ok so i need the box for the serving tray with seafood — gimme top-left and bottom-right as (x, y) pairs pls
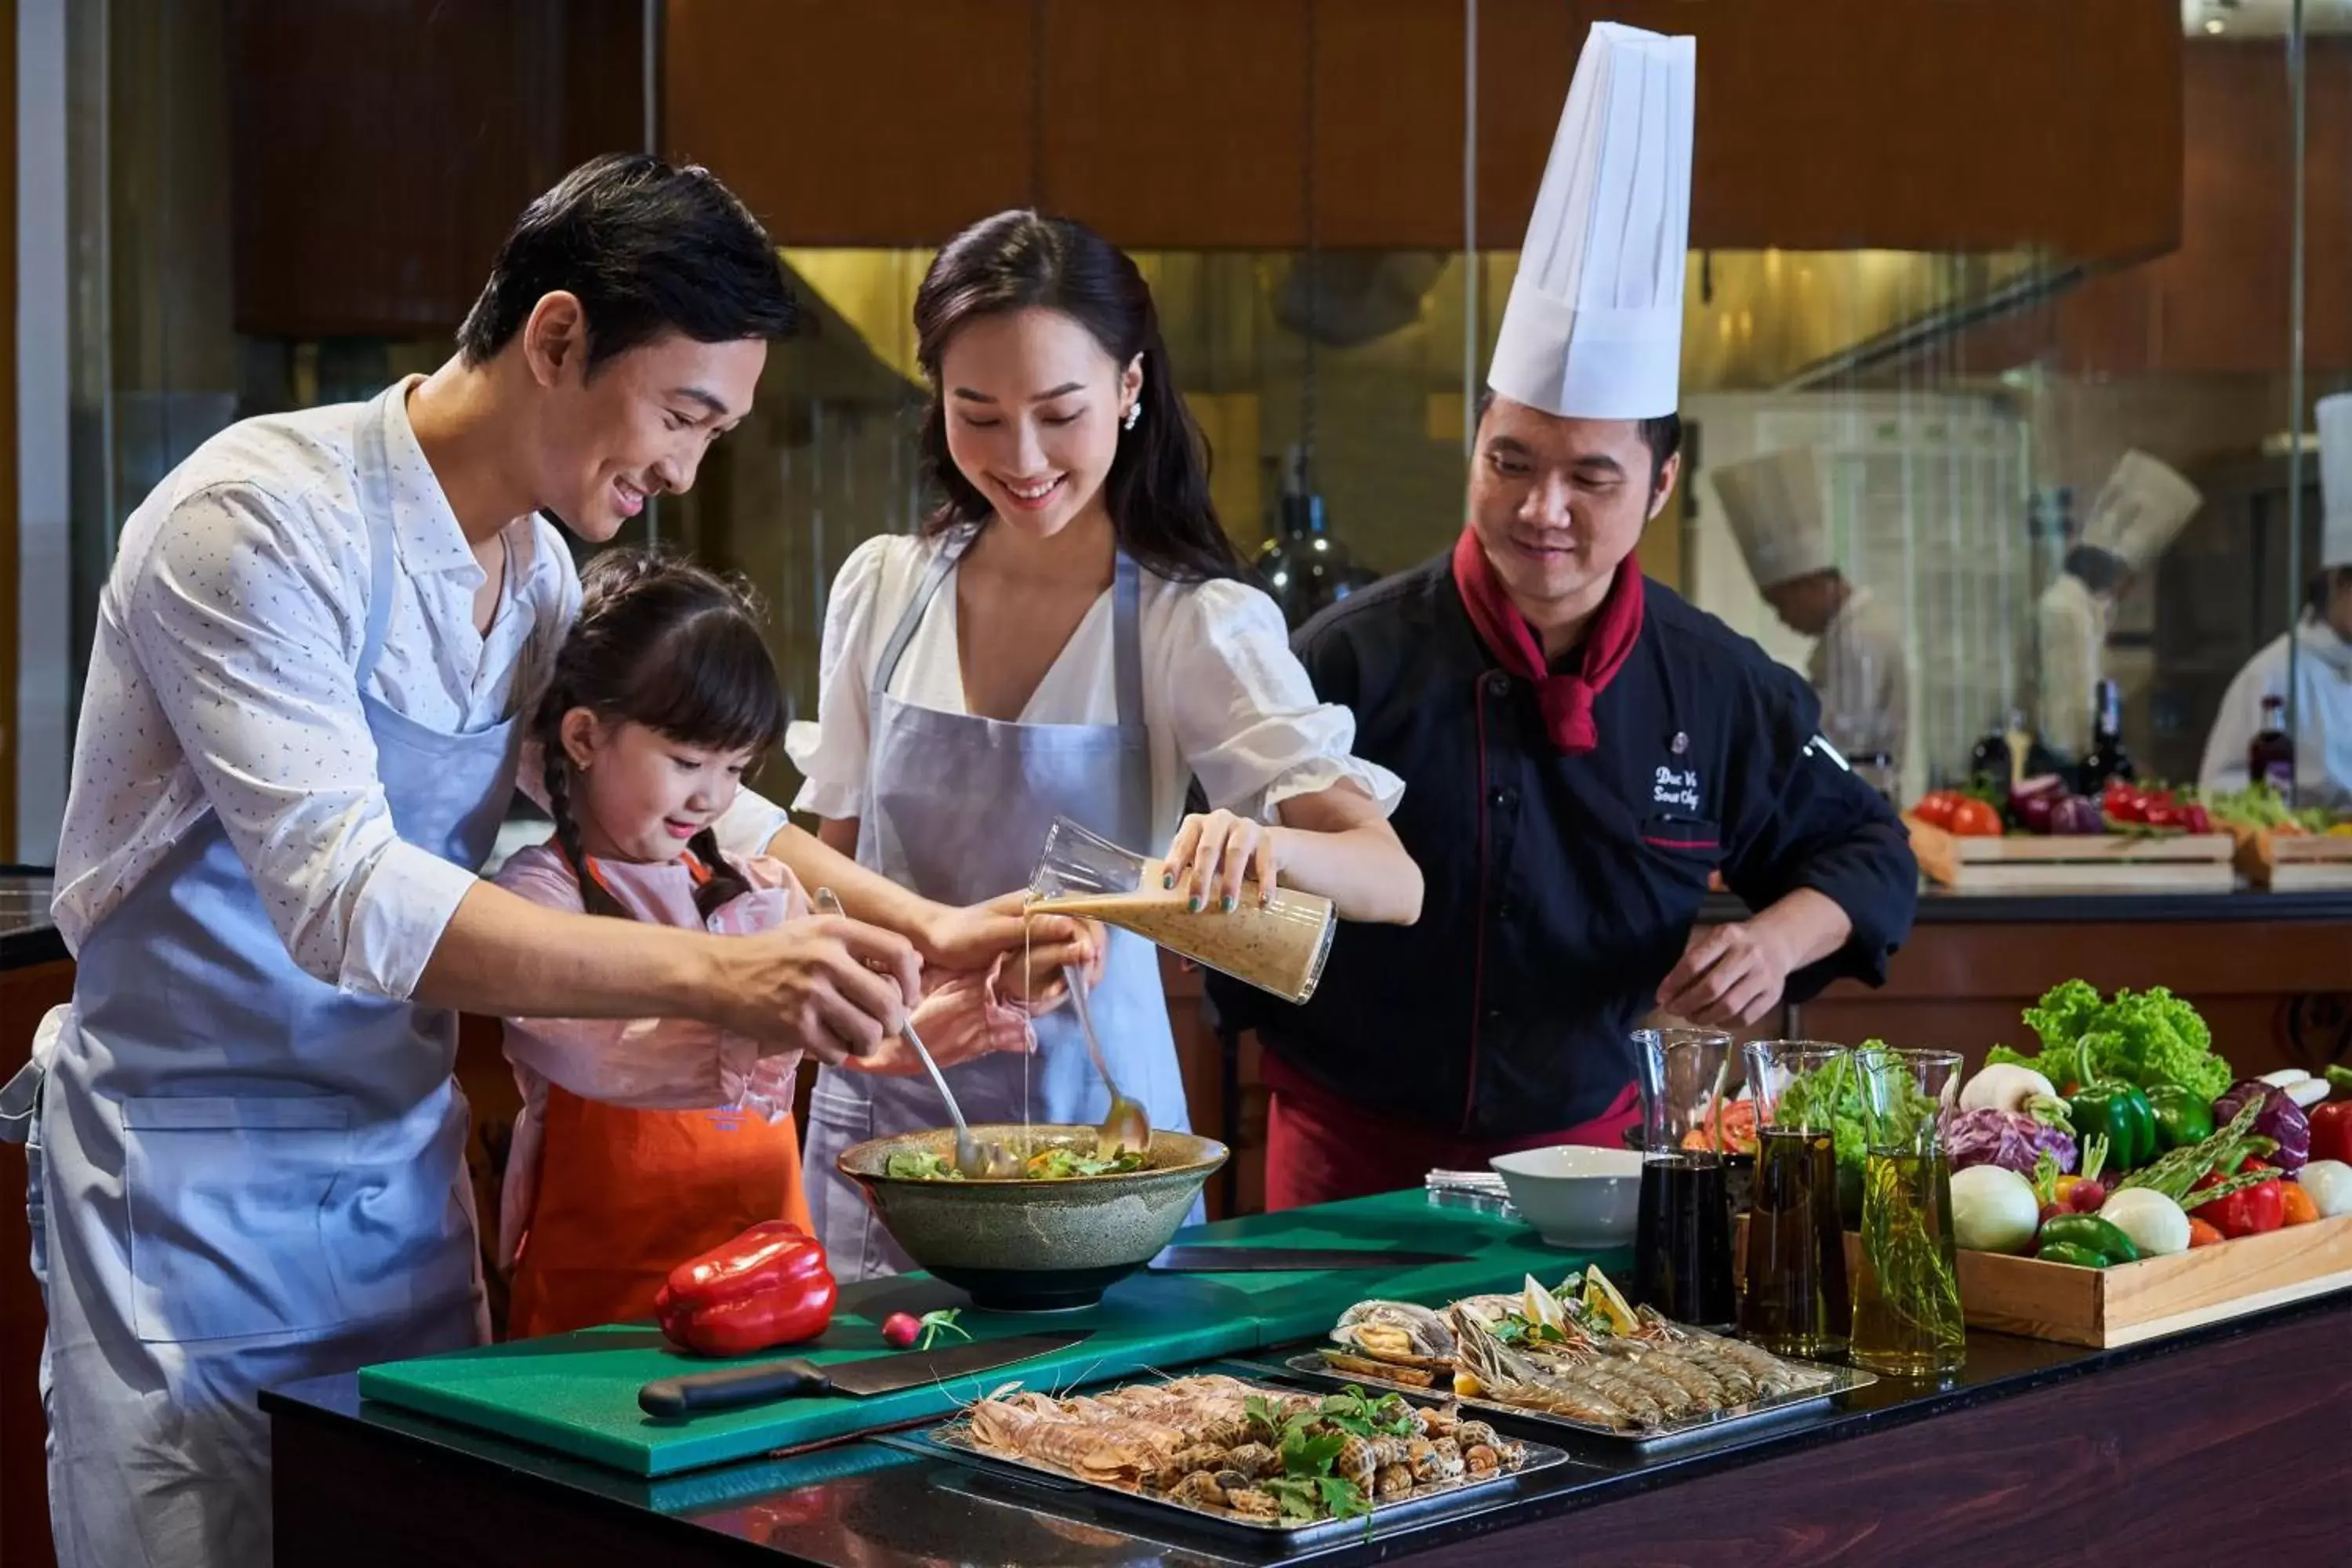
(917, 1371), (1569, 1543)
(1287, 1267), (1876, 1450)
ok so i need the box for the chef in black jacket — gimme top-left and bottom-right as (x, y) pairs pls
(1213, 21), (1918, 1210)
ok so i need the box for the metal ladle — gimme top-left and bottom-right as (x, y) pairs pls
(1063, 964), (1151, 1156)
(815, 888), (1005, 1179)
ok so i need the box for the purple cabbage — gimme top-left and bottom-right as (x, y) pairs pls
(2214, 1079), (2310, 1172)
(2049, 797), (2106, 836)
(1941, 1108), (2078, 1175)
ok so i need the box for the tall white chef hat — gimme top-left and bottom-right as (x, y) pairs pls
(1713, 447), (1833, 590)
(2317, 393), (2352, 570)
(1486, 22), (1696, 421)
(2078, 450), (2201, 574)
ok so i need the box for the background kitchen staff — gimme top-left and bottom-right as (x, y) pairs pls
(2199, 390), (2352, 811)
(1208, 24), (1918, 1210)
(13, 156), (1047, 1568)
(1712, 445), (1909, 779)
(2033, 450), (2203, 762)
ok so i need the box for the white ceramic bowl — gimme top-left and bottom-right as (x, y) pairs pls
(1489, 1145), (1644, 1249)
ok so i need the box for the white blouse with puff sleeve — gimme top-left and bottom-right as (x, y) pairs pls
(785, 532), (1403, 851)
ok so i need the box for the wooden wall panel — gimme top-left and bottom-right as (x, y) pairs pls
(228, 0), (643, 340)
(1037, 0), (1307, 250)
(666, 0), (2183, 260)
(664, 0), (1036, 245)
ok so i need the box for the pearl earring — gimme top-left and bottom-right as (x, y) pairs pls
(1122, 401), (1142, 431)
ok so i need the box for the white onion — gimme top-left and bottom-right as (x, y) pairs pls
(1950, 1165), (2040, 1254)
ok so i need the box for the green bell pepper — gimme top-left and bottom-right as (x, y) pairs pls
(2067, 1082), (2156, 1171)
(2034, 1241), (2111, 1269)
(2145, 1084), (2215, 1153)
(2036, 1213), (2140, 1266)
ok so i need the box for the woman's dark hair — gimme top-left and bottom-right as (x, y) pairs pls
(1472, 387), (1681, 492)
(533, 548), (787, 920)
(913, 211), (1243, 584)
(457, 153), (797, 369)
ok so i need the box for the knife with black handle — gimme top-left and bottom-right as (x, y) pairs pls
(638, 1330), (1091, 1417)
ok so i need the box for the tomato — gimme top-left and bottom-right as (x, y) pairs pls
(1947, 799), (2003, 837)
(1912, 792), (1960, 829)
(2142, 804), (2187, 832)
(2102, 779), (2144, 822)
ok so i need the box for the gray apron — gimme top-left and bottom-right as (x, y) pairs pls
(801, 528), (1194, 1282)
(16, 384), (521, 1568)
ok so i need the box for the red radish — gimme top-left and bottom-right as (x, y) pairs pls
(880, 1312), (921, 1349)
(2067, 1180), (2108, 1213)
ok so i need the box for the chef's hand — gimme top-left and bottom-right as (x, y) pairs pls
(722, 916), (922, 1065)
(1655, 920), (1793, 1028)
(836, 967), (1033, 1075)
(1164, 810), (1280, 913)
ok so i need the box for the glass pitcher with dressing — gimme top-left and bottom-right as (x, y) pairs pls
(1023, 816), (1337, 1004)
(1631, 1027), (1739, 1330)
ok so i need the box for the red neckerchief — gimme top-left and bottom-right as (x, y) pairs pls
(1450, 528), (1646, 754)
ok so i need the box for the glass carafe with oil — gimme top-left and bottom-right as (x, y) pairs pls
(1850, 1047), (1967, 1377)
(1740, 1041), (1853, 1359)
(1631, 1028), (1738, 1330)
(1022, 815), (1337, 1004)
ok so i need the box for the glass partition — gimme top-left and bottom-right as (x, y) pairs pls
(42, 0), (2343, 851)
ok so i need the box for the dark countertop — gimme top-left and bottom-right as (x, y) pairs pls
(0, 874), (62, 969)
(1701, 884), (2352, 924)
(263, 1290), (2350, 1566)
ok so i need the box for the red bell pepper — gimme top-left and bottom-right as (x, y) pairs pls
(2189, 1170), (2285, 1240)
(2310, 1100), (2352, 1167)
(654, 1221), (837, 1357)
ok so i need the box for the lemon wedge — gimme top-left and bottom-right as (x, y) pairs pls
(1581, 1265), (1639, 1336)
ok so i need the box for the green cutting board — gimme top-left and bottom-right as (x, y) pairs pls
(356, 1192), (1623, 1477)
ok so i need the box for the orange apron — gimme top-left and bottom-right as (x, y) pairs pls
(506, 1084), (811, 1339)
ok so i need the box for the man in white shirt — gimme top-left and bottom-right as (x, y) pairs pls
(20, 154), (1035, 1568)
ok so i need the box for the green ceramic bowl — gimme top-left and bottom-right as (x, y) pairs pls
(836, 1123), (1228, 1312)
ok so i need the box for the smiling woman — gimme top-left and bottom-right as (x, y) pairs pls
(776, 209), (1425, 1283)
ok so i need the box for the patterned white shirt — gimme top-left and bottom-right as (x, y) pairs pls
(52, 378), (788, 1002)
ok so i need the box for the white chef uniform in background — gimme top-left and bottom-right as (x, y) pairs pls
(2199, 393), (2352, 811)
(2034, 449), (2203, 757)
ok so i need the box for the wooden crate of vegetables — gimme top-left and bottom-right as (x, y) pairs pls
(1935, 983), (2352, 1348)
(1905, 779), (2232, 895)
(2201, 782), (2352, 889)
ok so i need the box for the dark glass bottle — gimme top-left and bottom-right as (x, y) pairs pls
(2249, 693), (2295, 794)
(1253, 449), (1378, 630)
(2077, 679), (2135, 794)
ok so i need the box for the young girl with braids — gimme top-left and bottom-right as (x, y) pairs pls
(492, 549), (1032, 1338)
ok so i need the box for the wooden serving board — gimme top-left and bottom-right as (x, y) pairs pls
(1904, 817), (2235, 894)
(2232, 826), (2352, 890)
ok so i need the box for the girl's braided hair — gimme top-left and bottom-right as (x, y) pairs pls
(533, 547), (786, 920)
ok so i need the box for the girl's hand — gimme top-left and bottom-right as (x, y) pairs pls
(837, 969), (1032, 1075)
(1163, 810), (1279, 913)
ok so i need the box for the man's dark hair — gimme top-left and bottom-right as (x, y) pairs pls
(2307, 565), (2352, 618)
(1472, 387), (1681, 491)
(2063, 543), (2129, 595)
(456, 153), (796, 368)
